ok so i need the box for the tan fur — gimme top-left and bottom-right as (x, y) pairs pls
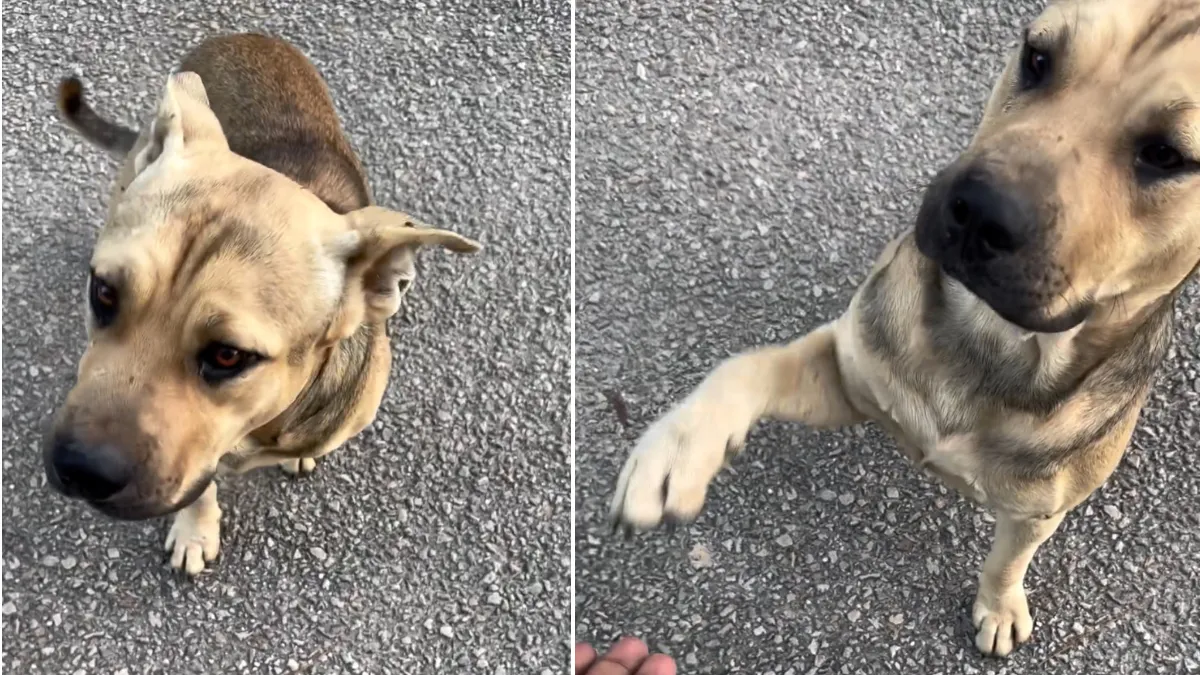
(610, 0), (1200, 658)
(45, 34), (480, 575)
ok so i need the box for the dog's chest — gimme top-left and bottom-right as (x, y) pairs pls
(835, 317), (992, 504)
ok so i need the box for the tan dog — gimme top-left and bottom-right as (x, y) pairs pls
(45, 34), (480, 575)
(609, 0), (1200, 658)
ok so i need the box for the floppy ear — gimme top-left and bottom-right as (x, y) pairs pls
(126, 72), (228, 182)
(322, 205), (482, 344)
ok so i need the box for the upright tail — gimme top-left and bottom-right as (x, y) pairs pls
(57, 77), (139, 158)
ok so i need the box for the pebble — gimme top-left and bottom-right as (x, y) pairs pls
(775, 534), (794, 548)
(487, 592), (502, 606)
(440, 625), (454, 638)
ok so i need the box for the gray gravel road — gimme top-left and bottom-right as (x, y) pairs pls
(575, 1), (1200, 673)
(2, 1), (569, 673)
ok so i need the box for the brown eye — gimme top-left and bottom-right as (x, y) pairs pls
(214, 347), (242, 369)
(88, 273), (119, 327)
(198, 343), (261, 384)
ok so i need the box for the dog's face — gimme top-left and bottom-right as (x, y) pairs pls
(916, 0), (1200, 333)
(43, 73), (479, 520)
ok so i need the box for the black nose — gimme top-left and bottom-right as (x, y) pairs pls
(49, 434), (132, 502)
(943, 175), (1035, 263)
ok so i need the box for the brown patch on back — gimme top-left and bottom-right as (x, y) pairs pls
(179, 34), (372, 213)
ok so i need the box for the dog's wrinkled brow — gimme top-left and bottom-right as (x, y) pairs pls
(1130, 7), (1200, 59)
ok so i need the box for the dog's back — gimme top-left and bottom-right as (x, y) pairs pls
(60, 33), (372, 214)
(180, 34), (372, 214)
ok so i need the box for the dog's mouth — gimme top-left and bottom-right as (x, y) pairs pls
(935, 260), (1094, 334)
(46, 465), (215, 521)
(80, 473), (214, 521)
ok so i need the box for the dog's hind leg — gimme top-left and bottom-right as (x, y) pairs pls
(972, 509), (1066, 657)
(609, 322), (864, 530)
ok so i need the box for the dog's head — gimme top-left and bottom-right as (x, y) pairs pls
(44, 73), (479, 519)
(916, 0), (1200, 333)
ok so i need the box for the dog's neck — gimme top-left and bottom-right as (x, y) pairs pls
(235, 322), (379, 464)
(932, 272), (1175, 416)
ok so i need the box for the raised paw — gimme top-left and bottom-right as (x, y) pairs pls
(165, 503), (221, 576)
(609, 401), (745, 533)
(972, 586), (1033, 657)
(280, 457), (317, 476)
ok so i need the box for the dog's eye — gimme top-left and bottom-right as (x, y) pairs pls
(89, 273), (118, 327)
(198, 343), (261, 383)
(1137, 141), (1188, 174)
(1019, 43), (1052, 89)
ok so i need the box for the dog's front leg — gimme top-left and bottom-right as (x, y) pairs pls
(972, 509), (1065, 657)
(610, 322), (863, 530)
(164, 482), (222, 575)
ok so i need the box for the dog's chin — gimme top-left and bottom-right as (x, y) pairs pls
(83, 473), (215, 521)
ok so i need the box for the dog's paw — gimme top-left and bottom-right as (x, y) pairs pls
(972, 586), (1033, 657)
(280, 457), (317, 476)
(164, 504), (222, 576)
(609, 401), (745, 532)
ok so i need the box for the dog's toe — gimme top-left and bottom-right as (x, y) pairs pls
(280, 457), (318, 476)
(165, 508), (221, 576)
(972, 588), (1033, 657)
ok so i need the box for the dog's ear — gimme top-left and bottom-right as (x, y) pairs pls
(321, 205), (481, 344)
(131, 72), (228, 178)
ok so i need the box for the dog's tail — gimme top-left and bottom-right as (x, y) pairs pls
(57, 77), (139, 159)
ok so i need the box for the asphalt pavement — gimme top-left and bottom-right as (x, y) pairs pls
(575, 1), (1200, 673)
(2, 1), (570, 673)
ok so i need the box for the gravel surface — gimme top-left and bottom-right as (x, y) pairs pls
(575, 1), (1200, 673)
(2, 1), (570, 673)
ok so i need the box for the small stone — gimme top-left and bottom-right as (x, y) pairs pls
(1072, 622), (1085, 635)
(817, 489), (837, 501)
(487, 592), (502, 606)
(41, 555), (59, 567)
(688, 543), (714, 569)
(106, 548), (120, 559)
(685, 653), (699, 666)
(636, 63), (647, 80)
(1, 602), (15, 616)
(439, 625), (454, 638)
(886, 487), (899, 499)
(1103, 504), (1122, 521)
(889, 613), (904, 625)
(287, 659), (300, 672)
(838, 492), (854, 505)
(775, 534), (794, 548)
(847, 610), (861, 622)
(61, 556), (77, 570)
(310, 547), (328, 562)
(149, 611), (162, 628)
